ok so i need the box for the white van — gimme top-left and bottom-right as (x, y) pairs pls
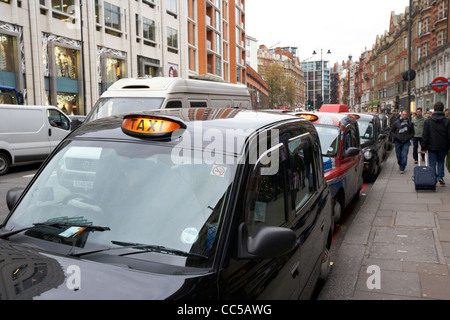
(0, 105), (72, 175)
(84, 77), (252, 122)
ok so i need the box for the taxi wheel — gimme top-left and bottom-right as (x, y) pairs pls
(332, 197), (343, 225)
(0, 152), (11, 176)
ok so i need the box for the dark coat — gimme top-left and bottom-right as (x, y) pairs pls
(422, 111), (450, 152)
(391, 117), (414, 144)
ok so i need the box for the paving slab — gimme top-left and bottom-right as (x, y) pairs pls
(395, 211), (436, 228)
(420, 274), (450, 300)
(369, 229), (439, 263)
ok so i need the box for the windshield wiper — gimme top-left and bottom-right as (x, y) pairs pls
(70, 240), (208, 259)
(0, 222), (111, 240)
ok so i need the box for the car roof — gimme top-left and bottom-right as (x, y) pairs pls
(343, 112), (379, 121)
(101, 77), (250, 98)
(70, 108), (311, 155)
(289, 111), (357, 127)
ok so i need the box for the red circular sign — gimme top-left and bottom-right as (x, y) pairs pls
(431, 77), (449, 92)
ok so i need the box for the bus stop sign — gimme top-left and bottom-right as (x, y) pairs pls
(431, 77), (450, 92)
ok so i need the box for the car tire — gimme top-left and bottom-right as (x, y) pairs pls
(332, 197), (343, 225)
(0, 152), (11, 176)
(319, 248), (331, 283)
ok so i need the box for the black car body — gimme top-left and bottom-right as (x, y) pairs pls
(370, 113), (392, 154)
(0, 108), (333, 300)
(346, 113), (387, 181)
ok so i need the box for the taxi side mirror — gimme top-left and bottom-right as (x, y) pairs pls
(6, 188), (24, 211)
(343, 147), (360, 157)
(237, 223), (296, 260)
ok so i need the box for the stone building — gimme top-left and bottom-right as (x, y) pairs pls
(0, 0), (247, 115)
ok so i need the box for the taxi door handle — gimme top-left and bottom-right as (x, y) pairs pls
(291, 262), (299, 279)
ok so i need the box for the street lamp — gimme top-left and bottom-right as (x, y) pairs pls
(313, 49), (331, 110)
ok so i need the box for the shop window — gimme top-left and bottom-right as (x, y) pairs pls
(0, 33), (15, 73)
(55, 46), (77, 79)
(106, 57), (124, 88)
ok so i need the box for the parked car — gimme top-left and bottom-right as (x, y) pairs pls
(290, 111), (364, 224)
(0, 105), (73, 175)
(1, 108), (333, 300)
(346, 113), (387, 182)
(371, 113), (392, 154)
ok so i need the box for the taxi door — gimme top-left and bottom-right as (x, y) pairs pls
(219, 138), (303, 299)
(286, 132), (331, 299)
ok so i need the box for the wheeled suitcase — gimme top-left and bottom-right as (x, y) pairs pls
(413, 153), (436, 191)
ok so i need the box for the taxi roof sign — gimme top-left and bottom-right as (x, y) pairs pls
(122, 114), (186, 139)
(347, 114), (361, 119)
(295, 113), (319, 122)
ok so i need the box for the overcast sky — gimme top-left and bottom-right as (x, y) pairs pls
(246, 0), (410, 64)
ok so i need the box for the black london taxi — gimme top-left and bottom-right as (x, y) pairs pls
(290, 112), (363, 224)
(346, 113), (387, 181)
(0, 108), (333, 300)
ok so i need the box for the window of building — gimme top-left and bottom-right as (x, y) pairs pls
(167, 27), (178, 52)
(143, 18), (156, 43)
(104, 2), (121, 30)
(166, 0), (177, 16)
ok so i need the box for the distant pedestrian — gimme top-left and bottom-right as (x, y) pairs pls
(412, 108), (425, 164)
(391, 109), (415, 174)
(422, 101), (450, 185)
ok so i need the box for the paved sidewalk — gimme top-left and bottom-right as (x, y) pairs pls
(318, 146), (450, 300)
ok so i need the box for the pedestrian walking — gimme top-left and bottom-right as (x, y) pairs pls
(391, 109), (415, 174)
(412, 107), (425, 164)
(422, 101), (450, 185)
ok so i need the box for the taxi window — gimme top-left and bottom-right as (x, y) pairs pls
(314, 125), (340, 157)
(288, 135), (317, 211)
(247, 145), (288, 236)
(359, 120), (374, 139)
(344, 127), (359, 150)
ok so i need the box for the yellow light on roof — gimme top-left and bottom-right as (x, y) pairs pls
(296, 113), (319, 121)
(122, 115), (186, 138)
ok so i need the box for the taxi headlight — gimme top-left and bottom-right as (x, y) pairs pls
(364, 150), (373, 160)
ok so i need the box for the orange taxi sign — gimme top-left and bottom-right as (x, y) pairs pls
(122, 115), (186, 138)
(296, 113), (319, 122)
(347, 114), (361, 119)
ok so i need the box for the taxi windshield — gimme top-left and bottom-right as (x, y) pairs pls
(358, 120), (374, 140)
(5, 140), (236, 269)
(314, 125), (340, 157)
(85, 97), (164, 122)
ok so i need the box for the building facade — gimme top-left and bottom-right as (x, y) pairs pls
(345, 0), (449, 114)
(0, 0), (246, 115)
(300, 59), (331, 110)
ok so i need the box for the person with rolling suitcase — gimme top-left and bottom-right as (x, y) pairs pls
(422, 101), (450, 186)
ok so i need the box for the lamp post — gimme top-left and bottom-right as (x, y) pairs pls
(313, 49), (331, 110)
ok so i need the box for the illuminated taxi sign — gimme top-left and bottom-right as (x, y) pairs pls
(121, 115), (186, 139)
(296, 113), (319, 122)
(347, 114), (361, 119)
